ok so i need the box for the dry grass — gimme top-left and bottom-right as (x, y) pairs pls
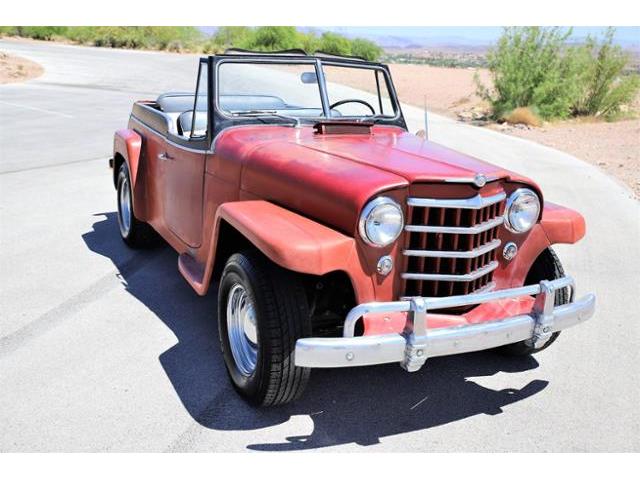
(503, 107), (542, 127)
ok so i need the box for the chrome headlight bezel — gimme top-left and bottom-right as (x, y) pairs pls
(504, 188), (541, 233)
(358, 196), (404, 247)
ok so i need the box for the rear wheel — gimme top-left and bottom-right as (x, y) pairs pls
(497, 247), (568, 356)
(218, 251), (312, 406)
(116, 163), (157, 248)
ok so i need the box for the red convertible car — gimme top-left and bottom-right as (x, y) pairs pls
(111, 50), (596, 406)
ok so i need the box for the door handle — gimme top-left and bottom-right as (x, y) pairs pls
(157, 152), (174, 161)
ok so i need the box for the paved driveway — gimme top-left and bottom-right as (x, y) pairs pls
(1, 39), (638, 452)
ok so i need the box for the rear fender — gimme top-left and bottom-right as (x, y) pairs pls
(113, 129), (146, 219)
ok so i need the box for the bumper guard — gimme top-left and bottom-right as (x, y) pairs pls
(294, 277), (595, 371)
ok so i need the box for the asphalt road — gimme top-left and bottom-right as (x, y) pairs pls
(1, 39), (639, 452)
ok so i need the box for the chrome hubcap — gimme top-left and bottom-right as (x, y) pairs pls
(226, 283), (258, 376)
(118, 176), (132, 237)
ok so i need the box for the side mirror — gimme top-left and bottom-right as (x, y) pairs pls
(301, 72), (318, 84)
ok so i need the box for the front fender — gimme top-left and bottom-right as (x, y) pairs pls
(502, 201), (586, 288)
(191, 200), (375, 300)
(540, 201), (586, 245)
(217, 200), (356, 274)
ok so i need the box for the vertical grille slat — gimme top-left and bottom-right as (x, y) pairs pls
(402, 188), (505, 305)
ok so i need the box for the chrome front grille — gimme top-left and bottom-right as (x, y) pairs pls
(402, 191), (506, 299)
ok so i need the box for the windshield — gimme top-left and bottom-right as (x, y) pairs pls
(217, 60), (397, 121)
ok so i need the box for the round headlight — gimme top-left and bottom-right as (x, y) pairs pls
(504, 188), (540, 233)
(359, 197), (404, 247)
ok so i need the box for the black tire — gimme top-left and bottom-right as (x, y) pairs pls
(217, 250), (312, 406)
(116, 163), (157, 248)
(497, 247), (568, 356)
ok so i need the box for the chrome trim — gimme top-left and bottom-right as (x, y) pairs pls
(407, 192), (506, 210)
(474, 173), (487, 187)
(402, 260), (498, 282)
(358, 196), (404, 247)
(226, 283), (258, 376)
(472, 281), (496, 295)
(404, 238), (501, 259)
(294, 277), (596, 370)
(376, 255), (394, 275)
(443, 175), (500, 184)
(503, 241), (518, 260)
(399, 281), (496, 301)
(503, 188), (540, 233)
(405, 216), (503, 234)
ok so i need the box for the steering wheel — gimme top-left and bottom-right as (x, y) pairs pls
(329, 99), (376, 115)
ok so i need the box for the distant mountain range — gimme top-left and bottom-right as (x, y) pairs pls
(197, 27), (640, 54)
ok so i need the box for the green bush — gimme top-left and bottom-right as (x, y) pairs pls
(0, 26), (19, 36)
(318, 32), (352, 56)
(15, 26), (68, 40)
(2, 25), (383, 61)
(571, 28), (640, 118)
(479, 26), (640, 121)
(242, 26), (299, 51)
(350, 37), (383, 61)
(477, 27), (584, 119)
(299, 31), (321, 55)
(203, 26), (252, 53)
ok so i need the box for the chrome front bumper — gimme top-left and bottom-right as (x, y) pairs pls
(294, 277), (595, 371)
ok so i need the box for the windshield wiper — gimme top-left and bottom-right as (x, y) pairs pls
(230, 110), (300, 127)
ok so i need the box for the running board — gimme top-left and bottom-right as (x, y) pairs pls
(178, 253), (207, 296)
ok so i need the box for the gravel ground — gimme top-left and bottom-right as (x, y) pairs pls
(0, 50), (43, 84)
(495, 119), (640, 198)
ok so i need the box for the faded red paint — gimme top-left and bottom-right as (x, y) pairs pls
(113, 119), (586, 334)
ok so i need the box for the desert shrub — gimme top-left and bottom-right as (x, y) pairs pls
(242, 26), (299, 51)
(318, 32), (352, 56)
(350, 37), (383, 61)
(3, 25), (383, 61)
(203, 26), (252, 53)
(571, 28), (640, 119)
(65, 27), (96, 44)
(479, 26), (640, 121)
(0, 27), (19, 36)
(477, 27), (585, 120)
(503, 107), (542, 126)
(13, 26), (68, 40)
(299, 31), (321, 54)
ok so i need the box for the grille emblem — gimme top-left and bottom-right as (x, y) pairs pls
(474, 173), (487, 187)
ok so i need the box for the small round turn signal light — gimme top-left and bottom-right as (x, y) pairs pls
(503, 242), (518, 261)
(377, 255), (394, 275)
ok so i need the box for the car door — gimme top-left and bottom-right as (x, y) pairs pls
(161, 61), (210, 248)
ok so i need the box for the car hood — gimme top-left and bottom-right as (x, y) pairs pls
(215, 125), (535, 234)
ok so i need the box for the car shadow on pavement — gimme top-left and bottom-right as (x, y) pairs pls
(83, 212), (548, 451)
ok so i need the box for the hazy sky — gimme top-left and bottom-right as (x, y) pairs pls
(321, 26), (640, 46)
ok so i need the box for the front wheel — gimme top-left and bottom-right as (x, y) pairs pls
(497, 247), (568, 356)
(218, 251), (312, 406)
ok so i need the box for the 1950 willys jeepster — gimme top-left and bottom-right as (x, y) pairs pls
(111, 50), (596, 406)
